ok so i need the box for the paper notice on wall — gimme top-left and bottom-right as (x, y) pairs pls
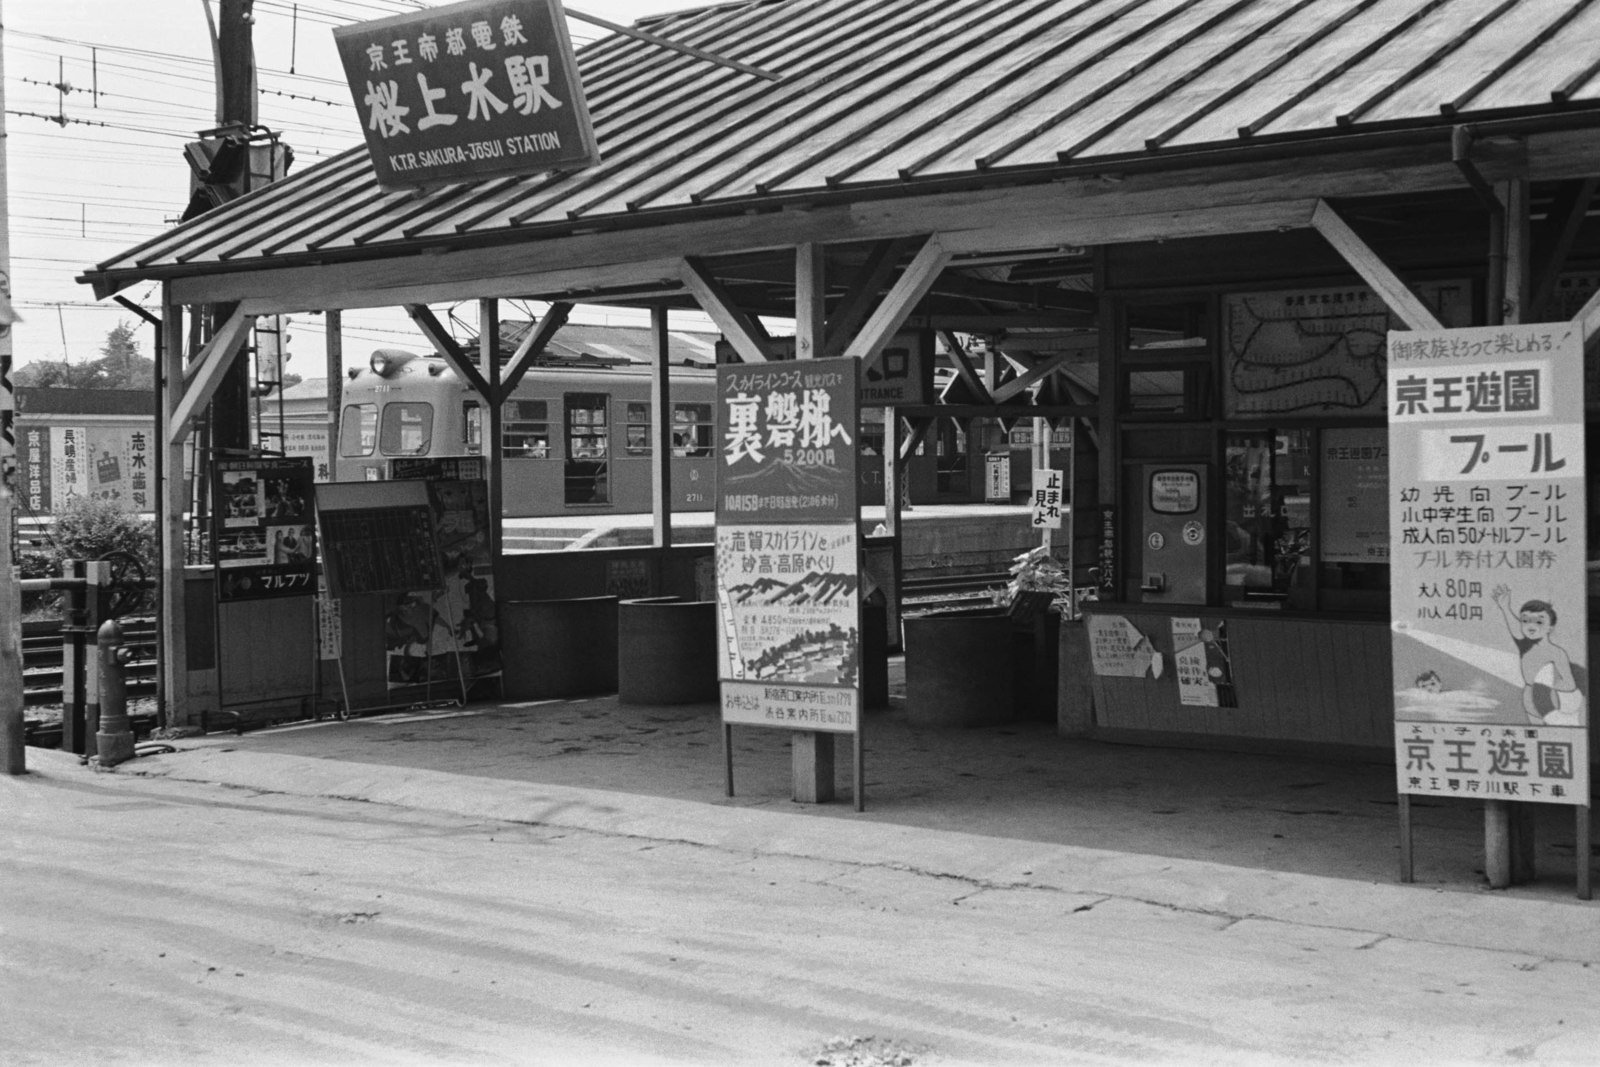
(1087, 614), (1162, 679)
(1172, 617), (1238, 707)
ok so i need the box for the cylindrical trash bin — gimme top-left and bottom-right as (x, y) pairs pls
(500, 596), (619, 699)
(902, 609), (1015, 727)
(617, 597), (719, 705)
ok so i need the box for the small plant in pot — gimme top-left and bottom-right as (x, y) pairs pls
(995, 545), (1069, 621)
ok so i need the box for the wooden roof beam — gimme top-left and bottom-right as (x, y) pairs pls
(991, 351), (1073, 404)
(499, 302), (573, 401)
(405, 304), (491, 397)
(681, 256), (770, 363)
(938, 328), (992, 404)
(168, 308), (252, 445)
(1309, 200), (1444, 330)
(843, 235), (952, 370)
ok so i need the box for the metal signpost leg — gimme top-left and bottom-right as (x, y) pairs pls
(1579, 805), (1591, 901)
(723, 723), (734, 797)
(1398, 793), (1413, 883)
(854, 734), (864, 813)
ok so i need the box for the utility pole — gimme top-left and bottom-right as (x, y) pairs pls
(2, 0), (29, 774)
(207, 0), (258, 453)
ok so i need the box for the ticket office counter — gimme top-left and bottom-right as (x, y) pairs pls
(1089, 408), (1396, 752)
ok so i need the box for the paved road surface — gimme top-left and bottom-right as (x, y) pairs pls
(5, 754), (1598, 1066)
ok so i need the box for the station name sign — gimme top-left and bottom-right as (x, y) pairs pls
(333, 0), (598, 189)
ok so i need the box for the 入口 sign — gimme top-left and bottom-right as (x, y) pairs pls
(334, 0), (598, 189)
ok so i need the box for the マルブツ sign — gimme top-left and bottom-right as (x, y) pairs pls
(1388, 323), (1590, 804)
(333, 0), (598, 189)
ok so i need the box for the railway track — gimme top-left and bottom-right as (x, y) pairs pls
(22, 617), (159, 707)
(899, 570), (1009, 615)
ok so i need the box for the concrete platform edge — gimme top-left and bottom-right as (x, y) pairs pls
(40, 745), (1600, 966)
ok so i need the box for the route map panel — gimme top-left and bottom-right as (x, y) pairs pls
(1224, 281), (1471, 417)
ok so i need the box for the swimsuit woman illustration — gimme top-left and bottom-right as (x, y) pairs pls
(1490, 585), (1585, 726)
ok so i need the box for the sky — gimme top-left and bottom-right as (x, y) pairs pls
(2, 0), (716, 376)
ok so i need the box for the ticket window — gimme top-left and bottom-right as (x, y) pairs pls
(1135, 464), (1208, 603)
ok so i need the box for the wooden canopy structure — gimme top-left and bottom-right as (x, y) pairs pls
(76, 0), (1600, 729)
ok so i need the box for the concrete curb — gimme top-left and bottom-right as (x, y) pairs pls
(74, 744), (1600, 965)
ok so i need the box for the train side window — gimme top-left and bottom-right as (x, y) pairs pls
(672, 403), (713, 457)
(502, 399), (550, 458)
(623, 402), (651, 456)
(339, 403), (377, 457)
(463, 400), (482, 453)
(566, 394), (610, 459)
(379, 402), (433, 456)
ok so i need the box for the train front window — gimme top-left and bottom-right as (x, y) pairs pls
(672, 403), (713, 457)
(379, 402), (433, 456)
(339, 403), (377, 457)
(502, 399), (550, 458)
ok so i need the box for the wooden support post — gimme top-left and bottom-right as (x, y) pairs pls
(479, 299), (502, 560)
(1499, 179), (1537, 888)
(324, 310), (341, 475)
(1486, 801), (1513, 888)
(161, 286), (192, 729)
(884, 411), (901, 535)
(650, 305), (672, 549)
(795, 243), (825, 360)
(792, 730), (835, 804)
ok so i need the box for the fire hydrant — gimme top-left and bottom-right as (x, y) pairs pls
(94, 619), (136, 768)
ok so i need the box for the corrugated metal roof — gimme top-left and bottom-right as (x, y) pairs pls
(85, 0), (1600, 285)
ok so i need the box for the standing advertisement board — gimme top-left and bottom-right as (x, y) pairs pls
(212, 457), (317, 601)
(1388, 323), (1589, 806)
(715, 359), (861, 737)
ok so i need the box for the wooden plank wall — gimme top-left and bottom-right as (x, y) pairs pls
(1088, 612), (1394, 748)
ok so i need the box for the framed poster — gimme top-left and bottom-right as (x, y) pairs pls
(212, 457), (316, 602)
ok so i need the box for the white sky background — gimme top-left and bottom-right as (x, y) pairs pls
(3, 0), (716, 376)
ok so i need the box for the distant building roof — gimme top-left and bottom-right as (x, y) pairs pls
(15, 388), (154, 416)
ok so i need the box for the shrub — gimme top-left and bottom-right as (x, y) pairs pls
(22, 497), (157, 618)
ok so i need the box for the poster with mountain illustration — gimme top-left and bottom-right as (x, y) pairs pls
(716, 524), (860, 687)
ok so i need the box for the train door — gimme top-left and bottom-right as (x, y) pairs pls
(1130, 463), (1209, 603)
(934, 417), (971, 498)
(564, 393), (610, 504)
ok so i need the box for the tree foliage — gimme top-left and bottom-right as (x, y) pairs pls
(14, 320), (155, 390)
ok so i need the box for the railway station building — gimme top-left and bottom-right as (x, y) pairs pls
(75, 0), (1600, 871)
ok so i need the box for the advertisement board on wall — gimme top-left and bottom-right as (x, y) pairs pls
(19, 425), (153, 513)
(1320, 426), (1388, 564)
(1388, 323), (1589, 804)
(715, 359), (861, 733)
(1224, 281), (1472, 417)
(333, 0), (598, 189)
